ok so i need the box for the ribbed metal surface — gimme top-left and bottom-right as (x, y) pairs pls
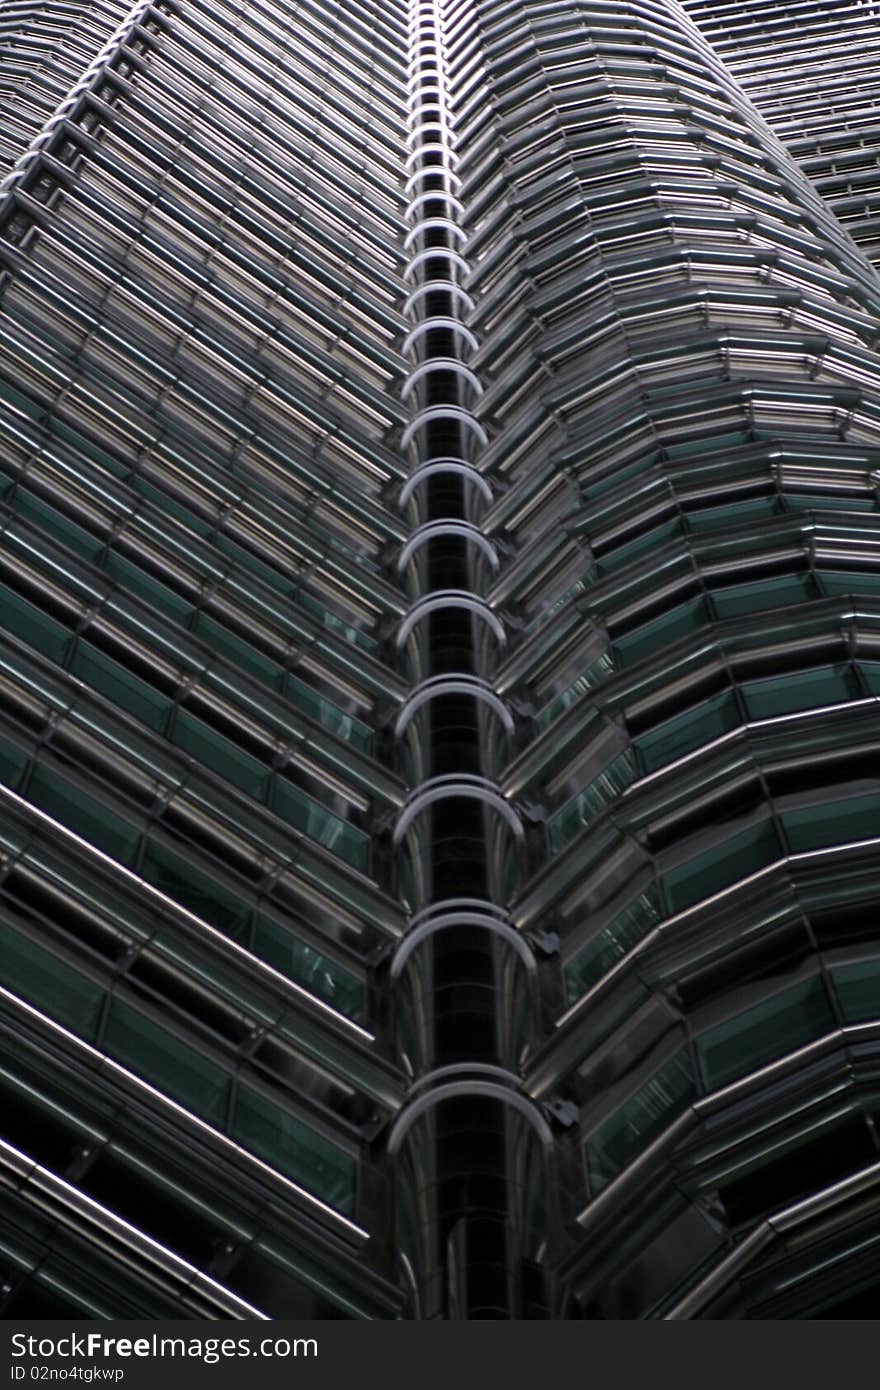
(684, 0), (880, 269)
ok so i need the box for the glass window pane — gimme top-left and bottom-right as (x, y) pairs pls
(586, 1050), (695, 1193)
(0, 583), (72, 663)
(696, 977), (833, 1090)
(70, 642), (170, 731)
(687, 497), (780, 531)
(140, 839), (249, 937)
(232, 1085), (355, 1214)
(711, 574), (815, 619)
(191, 613), (285, 688)
(818, 571), (880, 598)
(831, 959), (880, 1024)
(742, 664), (860, 720)
(0, 735), (30, 790)
(614, 598), (711, 668)
(253, 915), (364, 1021)
(663, 820), (781, 914)
(782, 792), (880, 852)
(0, 919), (103, 1037)
(28, 765), (141, 865)
(548, 752), (635, 852)
(269, 779), (368, 870)
(565, 890), (663, 1004)
(635, 691), (739, 774)
(171, 709), (269, 798)
(103, 999), (228, 1123)
(103, 553), (194, 623)
(597, 519), (683, 575)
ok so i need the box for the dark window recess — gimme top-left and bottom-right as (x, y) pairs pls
(80, 1151), (222, 1266)
(719, 1115), (877, 1228)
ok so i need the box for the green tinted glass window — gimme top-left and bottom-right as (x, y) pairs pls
(565, 890), (663, 1004)
(0, 735), (30, 790)
(687, 497), (780, 532)
(132, 479), (213, 535)
(232, 1085), (355, 1214)
(191, 613), (285, 688)
(171, 709), (269, 797)
(742, 664), (859, 720)
(831, 959), (880, 1024)
(269, 779), (368, 870)
(586, 1050), (695, 1193)
(12, 492), (104, 561)
(296, 590), (375, 651)
(284, 672), (371, 751)
(0, 583), (72, 663)
(818, 571), (880, 598)
(70, 642), (170, 731)
(103, 1000), (228, 1122)
(782, 792), (880, 853)
(785, 495), (876, 514)
(104, 552), (194, 623)
(696, 976), (833, 1090)
(596, 519), (683, 576)
(535, 655), (615, 730)
(663, 819), (781, 914)
(548, 752), (635, 852)
(635, 691), (739, 774)
(711, 574), (816, 619)
(253, 915), (364, 1021)
(861, 661), (880, 695)
(140, 839), (249, 937)
(28, 765), (141, 865)
(0, 919), (103, 1036)
(614, 598), (711, 668)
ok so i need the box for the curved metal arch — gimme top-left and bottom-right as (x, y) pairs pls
(400, 460), (492, 507)
(401, 405), (487, 450)
(393, 776), (524, 845)
(403, 281), (473, 314)
(400, 358), (483, 400)
(402, 248), (471, 283)
(388, 1080), (553, 1155)
(405, 192), (466, 223)
(408, 897), (510, 929)
(406, 122), (454, 151)
(396, 520), (498, 572)
(402, 317), (478, 354)
(405, 168), (462, 196)
(396, 591), (505, 647)
(392, 914), (534, 980)
(394, 676), (514, 737)
(404, 218), (468, 252)
(405, 82), (448, 108)
(405, 143), (460, 172)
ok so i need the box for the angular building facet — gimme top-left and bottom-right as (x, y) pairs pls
(2, 0), (880, 1321)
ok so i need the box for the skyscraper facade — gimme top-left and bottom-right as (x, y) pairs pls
(2, 0), (880, 1320)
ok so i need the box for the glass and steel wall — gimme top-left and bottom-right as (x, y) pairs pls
(446, 0), (880, 1318)
(0, 0), (414, 1319)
